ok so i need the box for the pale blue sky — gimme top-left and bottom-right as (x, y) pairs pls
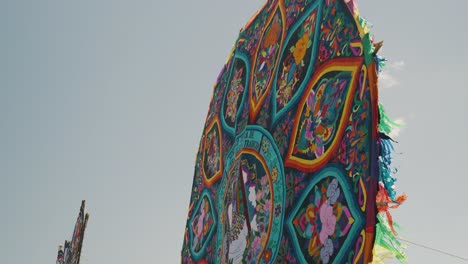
(3, 0), (468, 263)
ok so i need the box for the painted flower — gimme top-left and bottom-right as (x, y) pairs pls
(260, 175), (269, 187)
(256, 203), (264, 212)
(263, 248), (273, 262)
(225, 68), (244, 122)
(320, 238), (334, 264)
(326, 179), (341, 205)
(263, 15), (281, 48)
(256, 189), (263, 203)
(293, 33), (309, 64)
(306, 204), (316, 222)
(277, 82), (293, 107)
(319, 42), (331, 62)
(275, 204), (282, 217)
(264, 199), (271, 212)
(261, 137), (270, 153)
(272, 167), (278, 182)
(258, 222), (266, 233)
(304, 117), (325, 158)
(319, 203), (336, 244)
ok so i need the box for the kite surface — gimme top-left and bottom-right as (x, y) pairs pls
(56, 200), (90, 264)
(182, 0), (405, 263)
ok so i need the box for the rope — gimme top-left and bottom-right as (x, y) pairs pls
(398, 237), (468, 262)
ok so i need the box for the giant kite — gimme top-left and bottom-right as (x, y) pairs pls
(182, 0), (406, 263)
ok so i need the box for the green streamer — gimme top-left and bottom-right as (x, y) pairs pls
(378, 103), (402, 135)
(375, 214), (407, 263)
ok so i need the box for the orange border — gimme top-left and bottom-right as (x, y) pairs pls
(364, 61), (379, 264)
(201, 117), (224, 187)
(368, 61), (379, 140)
(242, 0), (270, 31)
(284, 57), (363, 172)
(249, 1), (287, 122)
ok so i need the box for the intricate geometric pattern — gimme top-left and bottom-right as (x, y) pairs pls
(273, 0), (322, 121)
(183, 0), (383, 263)
(249, 4), (285, 121)
(222, 54), (250, 135)
(202, 117), (223, 186)
(188, 191), (218, 260)
(285, 59), (362, 172)
(287, 166), (363, 264)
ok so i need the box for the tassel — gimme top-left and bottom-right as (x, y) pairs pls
(376, 183), (407, 234)
(378, 104), (402, 135)
(374, 55), (387, 73)
(378, 137), (398, 201)
(374, 99), (407, 263)
(373, 214), (407, 264)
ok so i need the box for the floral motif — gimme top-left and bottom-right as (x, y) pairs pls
(275, 204), (282, 217)
(319, 202), (336, 244)
(290, 175), (357, 263)
(261, 137), (270, 153)
(327, 179), (341, 204)
(273, 112), (294, 155)
(256, 98), (271, 128)
(293, 33), (309, 64)
(271, 167), (278, 182)
(189, 194), (216, 257)
(317, 1), (360, 64)
(275, 9), (317, 111)
(225, 68), (245, 123)
(216, 133), (285, 264)
(292, 72), (352, 161)
(320, 238), (334, 264)
(263, 249), (273, 262)
(203, 123), (221, 180)
(184, 0), (381, 262)
(337, 86), (371, 181)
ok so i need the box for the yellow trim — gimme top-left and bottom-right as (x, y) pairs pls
(353, 230), (366, 264)
(201, 117), (223, 187)
(285, 58), (363, 172)
(359, 177), (367, 212)
(350, 41), (364, 56)
(249, 1), (287, 122)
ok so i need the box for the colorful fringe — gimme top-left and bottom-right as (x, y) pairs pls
(373, 215), (407, 263)
(373, 83), (407, 262)
(378, 104), (402, 136)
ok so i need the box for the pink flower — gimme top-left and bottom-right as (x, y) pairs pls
(252, 236), (261, 249)
(305, 119), (313, 139)
(264, 199), (271, 212)
(256, 189), (263, 203)
(260, 175), (268, 187)
(319, 203), (336, 244)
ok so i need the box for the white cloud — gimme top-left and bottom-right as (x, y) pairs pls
(388, 118), (406, 139)
(387, 60), (405, 70)
(378, 60), (405, 89)
(379, 71), (399, 89)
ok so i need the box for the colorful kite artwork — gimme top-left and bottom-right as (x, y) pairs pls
(182, 0), (406, 263)
(56, 200), (90, 264)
